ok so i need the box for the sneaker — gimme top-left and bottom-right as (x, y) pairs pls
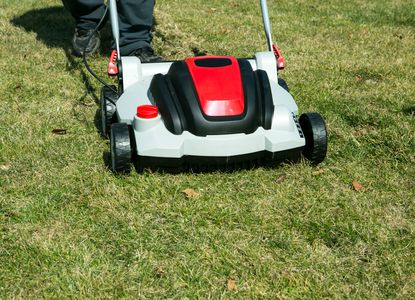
(72, 29), (100, 57)
(130, 47), (162, 63)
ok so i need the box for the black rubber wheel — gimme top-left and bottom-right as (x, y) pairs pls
(100, 85), (118, 138)
(299, 112), (327, 165)
(110, 123), (133, 173)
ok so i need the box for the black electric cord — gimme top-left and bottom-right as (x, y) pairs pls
(82, 6), (119, 99)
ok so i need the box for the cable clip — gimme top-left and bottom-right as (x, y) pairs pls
(272, 44), (285, 70)
(108, 50), (119, 76)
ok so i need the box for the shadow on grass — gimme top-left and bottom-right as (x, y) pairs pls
(11, 6), (73, 49)
(11, 6), (111, 104)
(11, 6), (114, 138)
(10, 6), (114, 53)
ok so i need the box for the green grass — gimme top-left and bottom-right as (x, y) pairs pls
(1, 0), (415, 298)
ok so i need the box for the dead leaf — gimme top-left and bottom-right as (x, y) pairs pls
(52, 129), (67, 135)
(182, 188), (200, 198)
(352, 180), (363, 191)
(275, 174), (287, 184)
(312, 169), (325, 176)
(355, 75), (363, 81)
(227, 278), (236, 291)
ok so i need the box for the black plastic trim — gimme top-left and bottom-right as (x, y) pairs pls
(149, 58), (275, 136)
(150, 74), (185, 134)
(194, 58), (232, 67)
(135, 147), (303, 172)
(254, 70), (274, 129)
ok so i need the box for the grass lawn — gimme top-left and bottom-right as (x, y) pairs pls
(1, 0), (415, 298)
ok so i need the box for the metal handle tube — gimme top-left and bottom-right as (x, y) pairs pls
(108, 0), (120, 56)
(260, 0), (273, 51)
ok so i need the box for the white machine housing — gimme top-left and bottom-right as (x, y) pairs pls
(113, 52), (305, 159)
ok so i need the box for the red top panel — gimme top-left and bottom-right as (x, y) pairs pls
(185, 56), (244, 117)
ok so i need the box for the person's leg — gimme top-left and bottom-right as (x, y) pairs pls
(62, 0), (106, 30)
(117, 0), (155, 56)
(62, 0), (106, 56)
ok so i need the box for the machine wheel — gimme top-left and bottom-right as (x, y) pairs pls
(100, 85), (118, 138)
(110, 123), (133, 173)
(299, 112), (327, 165)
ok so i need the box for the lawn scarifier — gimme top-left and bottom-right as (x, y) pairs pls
(93, 0), (328, 173)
